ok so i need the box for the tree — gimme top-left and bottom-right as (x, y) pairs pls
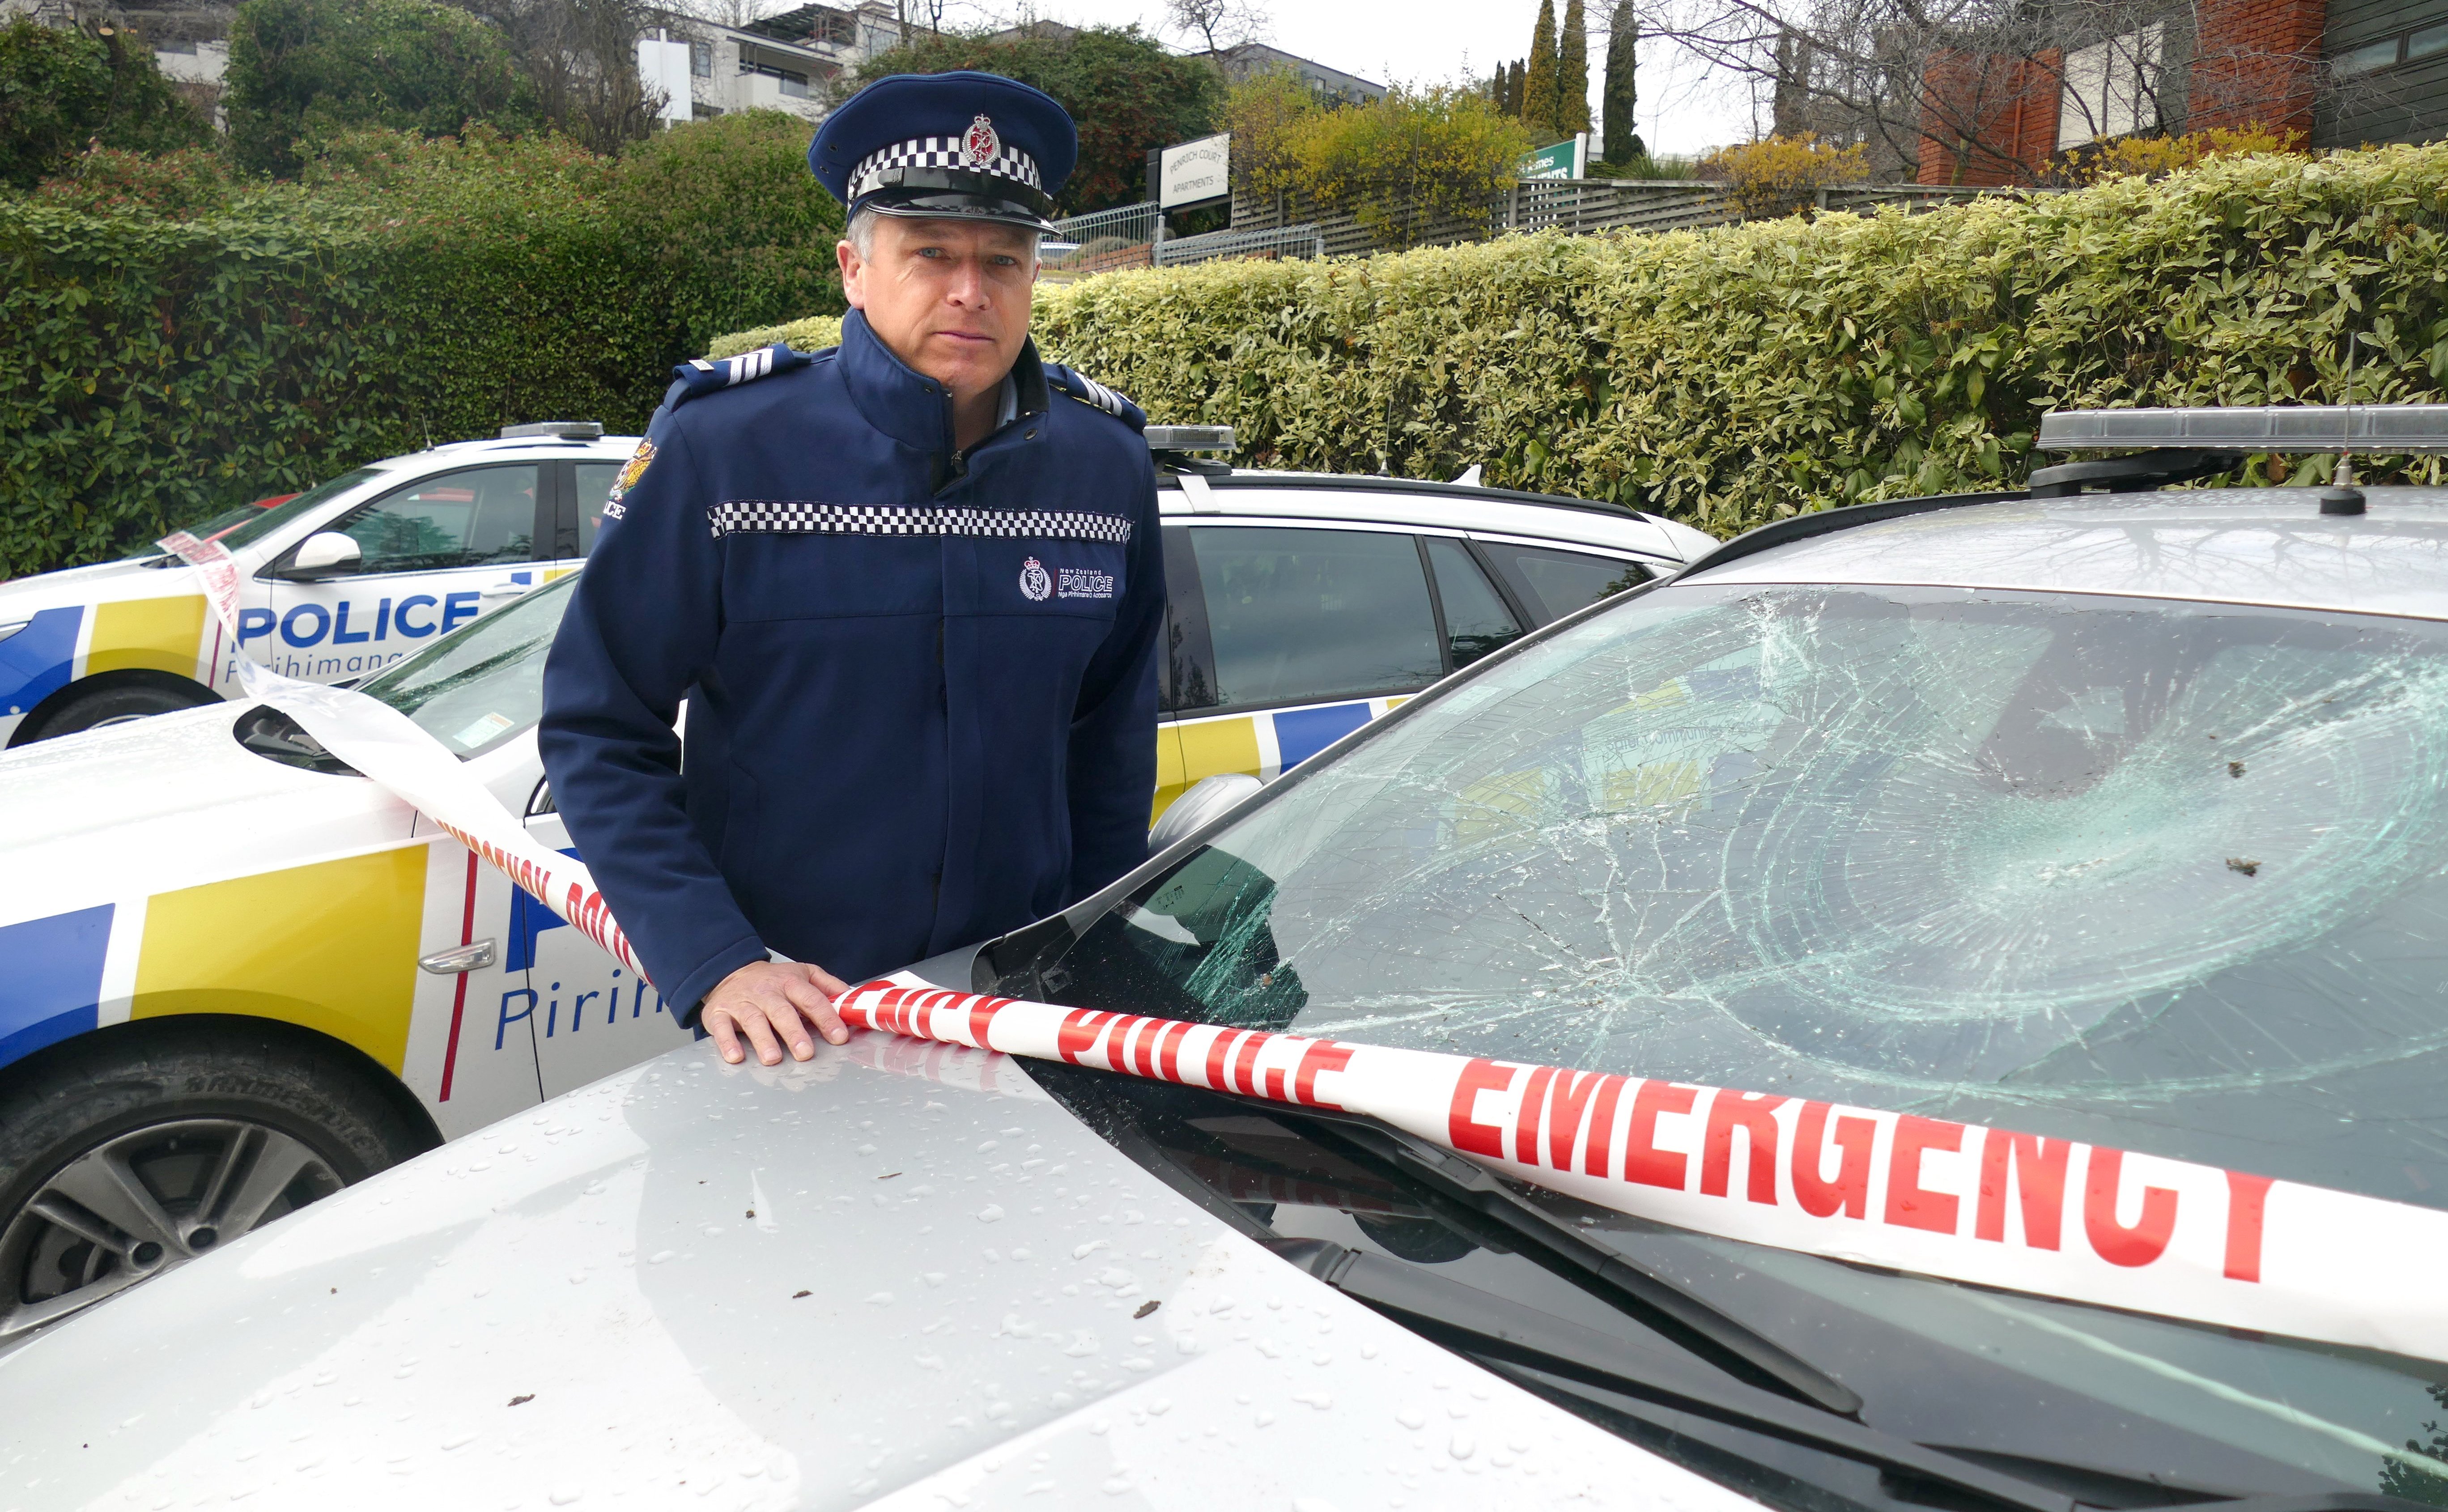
(448, 0), (661, 155)
(1224, 66), (1317, 203)
(225, 0), (536, 177)
(1166, 0), (1267, 55)
(1522, 0), (1560, 137)
(1556, 0), (1592, 135)
(0, 16), (210, 192)
(1295, 83), (1534, 248)
(843, 26), (1222, 213)
(1602, 0), (1642, 162)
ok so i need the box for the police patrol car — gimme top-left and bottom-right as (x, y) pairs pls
(0, 419), (1705, 1337)
(0, 423), (635, 747)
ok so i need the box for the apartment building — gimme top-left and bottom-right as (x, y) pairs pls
(665, 2), (903, 123)
(1917, 0), (2448, 183)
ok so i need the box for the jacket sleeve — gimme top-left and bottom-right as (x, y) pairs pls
(1063, 451), (1166, 903)
(538, 417), (768, 1021)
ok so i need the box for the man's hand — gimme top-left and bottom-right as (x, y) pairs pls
(701, 960), (853, 1066)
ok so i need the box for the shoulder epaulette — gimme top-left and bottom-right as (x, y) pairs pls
(1046, 363), (1147, 433)
(663, 344), (815, 411)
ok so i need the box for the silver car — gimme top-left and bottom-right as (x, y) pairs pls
(7, 407), (2448, 1510)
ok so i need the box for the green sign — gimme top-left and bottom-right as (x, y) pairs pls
(1521, 135), (1585, 181)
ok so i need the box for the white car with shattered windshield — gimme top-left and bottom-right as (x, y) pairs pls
(6, 405), (2448, 1511)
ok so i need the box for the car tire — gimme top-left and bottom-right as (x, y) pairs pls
(0, 1023), (434, 1340)
(26, 680), (217, 741)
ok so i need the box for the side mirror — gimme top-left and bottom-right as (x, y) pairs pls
(1148, 772), (1263, 854)
(279, 531), (361, 578)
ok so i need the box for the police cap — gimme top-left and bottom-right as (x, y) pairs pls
(809, 71), (1077, 235)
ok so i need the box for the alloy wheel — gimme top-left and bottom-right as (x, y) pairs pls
(0, 1119), (342, 1338)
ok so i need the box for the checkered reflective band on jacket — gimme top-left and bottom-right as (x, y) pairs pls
(706, 502), (1135, 543)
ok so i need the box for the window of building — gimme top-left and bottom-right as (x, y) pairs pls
(691, 40), (714, 77)
(2332, 19), (2448, 77)
(2057, 24), (2165, 150)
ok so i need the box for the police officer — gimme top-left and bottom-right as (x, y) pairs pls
(538, 72), (1162, 1067)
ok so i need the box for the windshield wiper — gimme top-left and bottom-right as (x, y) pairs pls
(1264, 1235), (2072, 1512)
(1271, 1242), (2431, 1512)
(1270, 1104), (1865, 1417)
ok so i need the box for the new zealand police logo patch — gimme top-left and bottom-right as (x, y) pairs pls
(1018, 556), (1053, 601)
(608, 438), (656, 505)
(962, 114), (999, 170)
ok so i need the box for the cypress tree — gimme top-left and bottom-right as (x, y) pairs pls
(1557, 0), (1592, 136)
(1602, 0), (1642, 163)
(1522, 0), (1560, 137)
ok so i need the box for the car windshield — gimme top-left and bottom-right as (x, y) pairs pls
(1012, 581), (2448, 1497)
(357, 575), (573, 758)
(131, 469), (387, 561)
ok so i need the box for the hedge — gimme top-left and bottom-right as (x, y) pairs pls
(718, 145), (2448, 537)
(0, 116), (843, 579)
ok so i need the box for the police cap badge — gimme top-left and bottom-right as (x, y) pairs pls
(807, 71), (1078, 234)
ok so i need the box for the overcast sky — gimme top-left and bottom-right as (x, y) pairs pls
(926, 0), (1758, 158)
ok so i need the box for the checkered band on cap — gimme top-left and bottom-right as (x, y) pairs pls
(848, 134), (1043, 201)
(710, 501), (1131, 543)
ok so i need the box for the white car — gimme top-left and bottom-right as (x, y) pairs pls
(0, 423), (632, 746)
(8, 404), (2445, 1509)
(0, 446), (1708, 1338)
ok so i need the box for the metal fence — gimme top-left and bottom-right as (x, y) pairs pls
(1153, 223), (1328, 267)
(1040, 179), (2036, 281)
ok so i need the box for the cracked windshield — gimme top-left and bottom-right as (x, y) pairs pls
(1035, 580), (2448, 1494)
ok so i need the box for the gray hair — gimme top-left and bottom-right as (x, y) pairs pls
(846, 204), (879, 259)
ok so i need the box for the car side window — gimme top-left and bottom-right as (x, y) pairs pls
(1478, 541), (1650, 622)
(1188, 526), (1445, 711)
(572, 461), (621, 558)
(328, 465), (540, 575)
(1423, 536), (1524, 669)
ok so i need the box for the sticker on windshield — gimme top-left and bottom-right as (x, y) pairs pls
(452, 711), (517, 749)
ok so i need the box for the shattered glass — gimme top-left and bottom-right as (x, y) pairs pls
(1030, 582), (2448, 1495)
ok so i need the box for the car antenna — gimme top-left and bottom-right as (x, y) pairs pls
(2324, 298), (2367, 515)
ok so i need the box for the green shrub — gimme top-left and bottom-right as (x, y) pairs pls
(718, 144), (2448, 538)
(0, 17), (211, 191)
(224, 0), (537, 178)
(1, 116), (845, 578)
(710, 313), (843, 357)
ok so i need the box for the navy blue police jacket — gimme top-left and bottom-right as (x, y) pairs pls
(538, 309), (1163, 1019)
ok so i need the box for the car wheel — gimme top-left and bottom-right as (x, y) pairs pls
(28, 681), (217, 741)
(0, 1025), (433, 1340)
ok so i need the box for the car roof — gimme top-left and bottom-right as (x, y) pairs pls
(1684, 488), (2448, 621)
(393, 435), (642, 466)
(1157, 469), (1690, 560)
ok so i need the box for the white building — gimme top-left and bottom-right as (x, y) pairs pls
(663, 3), (905, 124)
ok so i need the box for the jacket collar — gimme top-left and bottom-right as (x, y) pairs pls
(839, 307), (1048, 454)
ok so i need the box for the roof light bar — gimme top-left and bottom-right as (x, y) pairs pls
(499, 421), (604, 440)
(2038, 404), (2448, 454)
(1145, 425), (1234, 454)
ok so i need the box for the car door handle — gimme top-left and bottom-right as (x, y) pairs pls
(478, 577), (536, 599)
(419, 939), (497, 974)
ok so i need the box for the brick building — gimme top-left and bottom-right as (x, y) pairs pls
(1916, 0), (2448, 183)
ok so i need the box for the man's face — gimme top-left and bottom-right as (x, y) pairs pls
(837, 215), (1037, 402)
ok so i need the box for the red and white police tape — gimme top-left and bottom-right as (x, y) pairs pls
(833, 979), (2448, 1360)
(160, 532), (646, 980)
(163, 533), (2448, 1361)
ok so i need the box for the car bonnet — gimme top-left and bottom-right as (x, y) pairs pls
(0, 702), (416, 927)
(0, 1029), (1761, 1512)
